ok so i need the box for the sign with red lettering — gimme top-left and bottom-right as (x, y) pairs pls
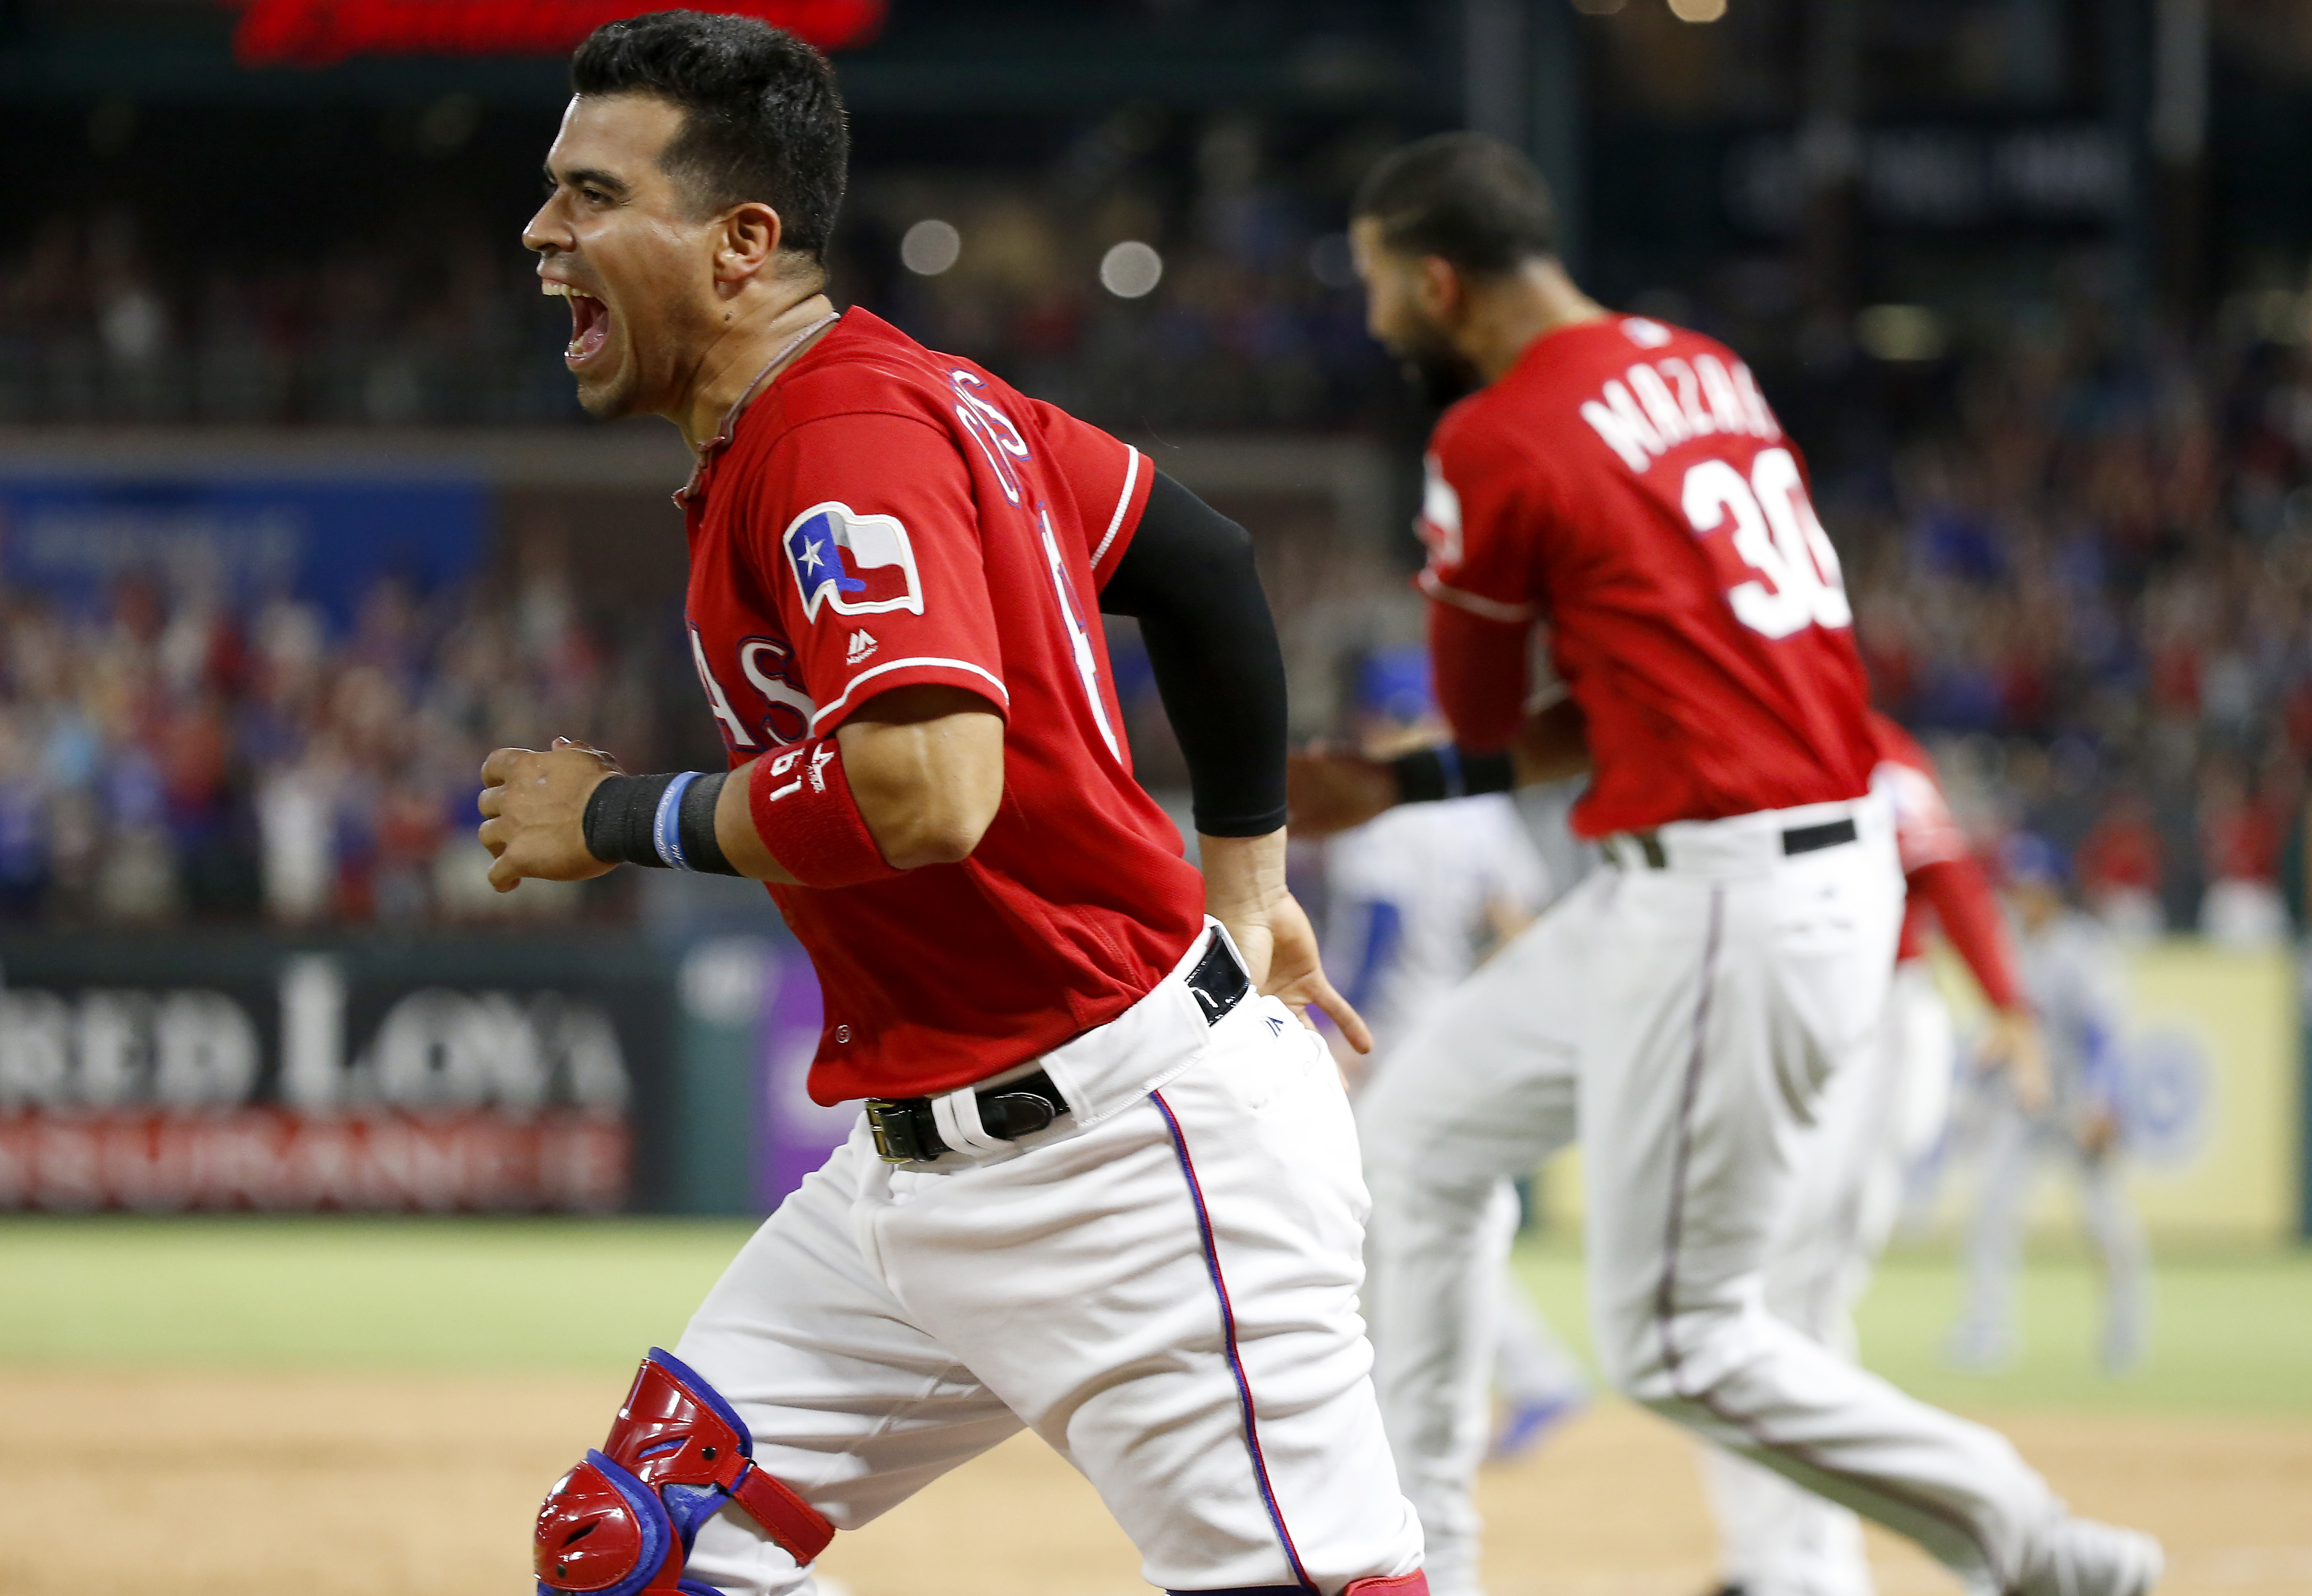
(0, 936), (672, 1213)
(225, 0), (886, 66)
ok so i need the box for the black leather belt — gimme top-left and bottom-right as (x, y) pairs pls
(1617, 816), (1857, 869)
(865, 935), (1252, 1165)
(1781, 818), (1858, 855)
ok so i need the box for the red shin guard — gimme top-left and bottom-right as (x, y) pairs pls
(535, 1348), (833, 1596)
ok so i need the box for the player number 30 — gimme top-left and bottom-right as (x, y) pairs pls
(1682, 447), (1853, 640)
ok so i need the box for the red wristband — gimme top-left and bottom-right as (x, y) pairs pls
(747, 739), (905, 888)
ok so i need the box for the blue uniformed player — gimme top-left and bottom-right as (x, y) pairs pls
(1947, 833), (2151, 1375)
(1323, 648), (1591, 1467)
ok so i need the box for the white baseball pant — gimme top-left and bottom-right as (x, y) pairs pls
(1584, 802), (2061, 1592)
(1697, 957), (1958, 1596)
(1364, 801), (2066, 1596)
(673, 924), (1425, 1595)
(1360, 903), (1583, 1596)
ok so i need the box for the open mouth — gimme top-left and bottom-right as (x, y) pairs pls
(544, 281), (611, 367)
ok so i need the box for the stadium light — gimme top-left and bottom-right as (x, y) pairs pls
(1666, 0), (1727, 20)
(901, 220), (962, 277)
(225, 0), (886, 67)
(1100, 242), (1163, 300)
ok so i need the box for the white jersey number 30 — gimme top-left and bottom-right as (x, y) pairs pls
(1681, 446), (1852, 640)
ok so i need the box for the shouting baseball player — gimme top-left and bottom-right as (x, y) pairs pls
(1291, 132), (2161, 1596)
(483, 15), (1424, 1596)
(1697, 711), (2053, 1596)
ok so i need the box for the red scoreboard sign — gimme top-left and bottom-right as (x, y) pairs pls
(226, 0), (886, 65)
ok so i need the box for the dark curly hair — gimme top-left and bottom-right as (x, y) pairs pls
(1351, 132), (1558, 277)
(571, 9), (849, 264)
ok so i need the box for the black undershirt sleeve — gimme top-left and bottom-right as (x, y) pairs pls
(1098, 470), (1289, 838)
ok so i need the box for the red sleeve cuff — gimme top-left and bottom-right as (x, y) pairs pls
(1088, 446), (1151, 587)
(808, 657), (1009, 736)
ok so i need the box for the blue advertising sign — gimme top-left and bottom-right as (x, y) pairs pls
(0, 477), (486, 628)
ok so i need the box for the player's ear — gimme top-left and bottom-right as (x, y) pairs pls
(1416, 254), (1463, 323)
(713, 201), (782, 285)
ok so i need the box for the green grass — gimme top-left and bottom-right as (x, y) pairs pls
(0, 1216), (757, 1373)
(3, 1218), (2308, 1413)
(1508, 1234), (2312, 1414)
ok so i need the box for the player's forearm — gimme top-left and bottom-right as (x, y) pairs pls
(711, 769), (801, 883)
(1511, 696), (1591, 785)
(1388, 700), (1591, 804)
(1199, 827), (1289, 924)
(1912, 857), (2023, 1010)
(1100, 473), (1289, 838)
(574, 687), (1003, 886)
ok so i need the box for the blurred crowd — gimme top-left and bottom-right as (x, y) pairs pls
(0, 211), (582, 428)
(0, 157), (1401, 435)
(10, 177), (2312, 941)
(0, 556), (660, 925)
(1833, 302), (2312, 946)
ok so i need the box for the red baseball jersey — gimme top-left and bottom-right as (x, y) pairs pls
(1869, 714), (1971, 962)
(1417, 314), (1876, 837)
(681, 309), (1205, 1105)
(1868, 712), (2021, 1007)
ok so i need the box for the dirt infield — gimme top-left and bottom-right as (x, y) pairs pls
(4, 1369), (2307, 1596)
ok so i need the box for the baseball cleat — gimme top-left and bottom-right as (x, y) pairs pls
(1487, 1391), (1585, 1464)
(1941, 1321), (2016, 1374)
(2016, 1517), (2164, 1596)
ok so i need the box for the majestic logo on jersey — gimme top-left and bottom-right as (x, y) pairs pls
(845, 630), (878, 665)
(783, 502), (924, 622)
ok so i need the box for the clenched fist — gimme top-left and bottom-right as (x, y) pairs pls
(477, 738), (623, 893)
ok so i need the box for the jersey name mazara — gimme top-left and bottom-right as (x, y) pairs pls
(1418, 315), (1877, 836)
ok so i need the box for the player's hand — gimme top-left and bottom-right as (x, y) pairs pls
(476, 737), (623, 893)
(1235, 888), (1375, 1054)
(1286, 741), (1397, 836)
(2078, 1104), (2121, 1160)
(1977, 1006), (2052, 1114)
(1199, 829), (1374, 1053)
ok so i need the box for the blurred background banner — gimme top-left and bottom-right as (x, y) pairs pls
(0, 476), (484, 630)
(1926, 942), (2306, 1246)
(0, 931), (672, 1213)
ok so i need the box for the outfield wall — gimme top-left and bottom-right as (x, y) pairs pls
(5, 930), (2305, 1235)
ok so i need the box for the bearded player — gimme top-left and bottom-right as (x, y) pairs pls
(484, 15), (1424, 1596)
(1292, 132), (2159, 1596)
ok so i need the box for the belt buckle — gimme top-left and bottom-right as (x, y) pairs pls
(865, 1098), (936, 1164)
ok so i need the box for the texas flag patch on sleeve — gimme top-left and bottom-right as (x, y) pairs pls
(783, 501), (926, 621)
